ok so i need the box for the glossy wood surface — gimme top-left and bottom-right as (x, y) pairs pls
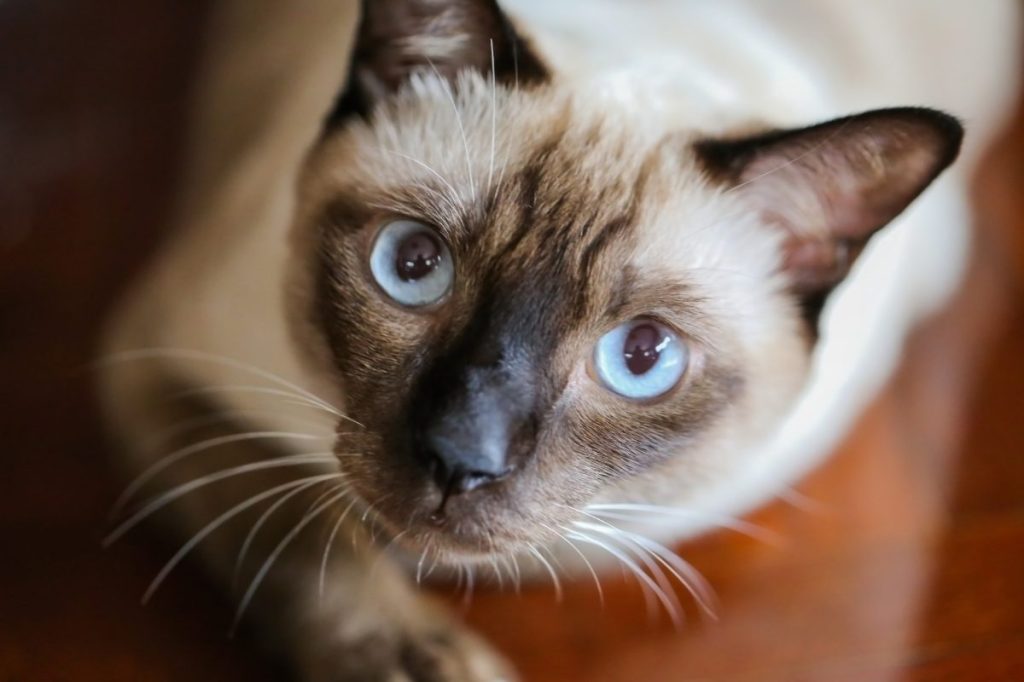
(2, 4), (1022, 681)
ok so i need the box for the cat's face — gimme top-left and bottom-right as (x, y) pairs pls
(287, 0), (962, 561)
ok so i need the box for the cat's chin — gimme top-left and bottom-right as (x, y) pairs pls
(374, 504), (524, 557)
(352, 488), (538, 559)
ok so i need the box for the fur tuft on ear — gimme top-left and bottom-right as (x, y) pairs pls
(327, 0), (547, 125)
(696, 107), (963, 324)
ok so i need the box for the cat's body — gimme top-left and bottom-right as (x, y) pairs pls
(100, 1), (1021, 679)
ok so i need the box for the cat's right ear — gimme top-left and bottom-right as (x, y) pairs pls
(327, 0), (547, 125)
(695, 107), (963, 327)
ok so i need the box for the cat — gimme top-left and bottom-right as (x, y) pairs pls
(99, 0), (1022, 679)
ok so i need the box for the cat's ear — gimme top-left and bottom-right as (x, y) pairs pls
(696, 107), (963, 325)
(328, 0), (547, 124)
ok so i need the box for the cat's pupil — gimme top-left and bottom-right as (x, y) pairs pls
(623, 324), (663, 375)
(396, 232), (442, 281)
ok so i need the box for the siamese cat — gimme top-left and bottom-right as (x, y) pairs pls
(99, 0), (1021, 679)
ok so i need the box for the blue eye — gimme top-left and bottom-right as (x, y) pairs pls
(594, 319), (688, 399)
(369, 220), (454, 307)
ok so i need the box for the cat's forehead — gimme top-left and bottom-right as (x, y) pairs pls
(310, 72), (784, 330)
(318, 73), (661, 211)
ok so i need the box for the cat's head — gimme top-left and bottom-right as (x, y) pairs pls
(288, 0), (962, 561)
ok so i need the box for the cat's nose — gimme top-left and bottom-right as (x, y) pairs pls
(413, 360), (535, 497)
(421, 427), (513, 495)
(425, 447), (511, 496)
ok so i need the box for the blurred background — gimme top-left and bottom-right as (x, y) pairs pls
(2, 2), (1022, 680)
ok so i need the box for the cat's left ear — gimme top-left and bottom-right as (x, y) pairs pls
(328, 0), (547, 124)
(696, 107), (963, 325)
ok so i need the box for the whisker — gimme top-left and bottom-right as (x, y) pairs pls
(424, 546), (442, 581)
(170, 384), (350, 422)
(370, 529), (410, 580)
(776, 487), (829, 515)
(415, 536), (433, 586)
(512, 31), (520, 89)
(722, 119), (852, 195)
(231, 487), (350, 634)
(233, 477), (342, 587)
(616, 529), (719, 621)
(487, 38), (497, 194)
(573, 522), (659, 621)
(111, 431), (326, 519)
(567, 526), (682, 629)
(370, 185), (458, 224)
(527, 544), (563, 602)
(585, 503), (780, 545)
(97, 348), (346, 418)
(352, 499), (381, 551)
(546, 523), (605, 607)
(489, 556), (504, 590)
(103, 453), (336, 546)
(578, 523), (683, 624)
(320, 496), (360, 598)
(377, 149), (462, 214)
(575, 515), (719, 623)
(427, 58), (475, 198)
(508, 554), (522, 594)
(142, 408), (333, 455)
(461, 563), (475, 611)
(142, 473), (339, 605)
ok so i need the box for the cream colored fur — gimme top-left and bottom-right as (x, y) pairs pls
(99, 2), (1021, 679)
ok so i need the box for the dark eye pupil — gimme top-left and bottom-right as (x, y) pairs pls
(395, 232), (442, 281)
(623, 323), (663, 375)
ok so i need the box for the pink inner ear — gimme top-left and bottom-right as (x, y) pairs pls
(729, 111), (961, 295)
(739, 116), (954, 246)
(779, 235), (849, 293)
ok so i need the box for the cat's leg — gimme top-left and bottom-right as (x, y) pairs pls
(97, 354), (514, 682)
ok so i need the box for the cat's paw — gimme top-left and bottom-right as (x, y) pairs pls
(303, 623), (516, 682)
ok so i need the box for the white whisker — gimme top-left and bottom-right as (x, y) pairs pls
(489, 556), (504, 590)
(777, 487), (829, 515)
(111, 431), (325, 519)
(427, 59), (475, 199)
(508, 554), (522, 594)
(98, 348), (346, 418)
(574, 513), (719, 623)
(415, 537), (433, 586)
(142, 408), (333, 455)
(103, 453), (336, 546)
(320, 496), (360, 598)
(462, 563), (475, 610)
(142, 474), (339, 605)
(352, 499), (380, 551)
(573, 522), (659, 620)
(487, 39), (497, 194)
(567, 526), (682, 629)
(617, 530), (719, 620)
(579, 523), (683, 624)
(231, 488), (350, 633)
(527, 544), (563, 602)
(170, 384), (349, 422)
(378, 149), (462, 213)
(545, 523), (604, 607)
(722, 120), (852, 195)
(233, 477), (342, 587)
(424, 547), (442, 581)
(585, 503), (780, 545)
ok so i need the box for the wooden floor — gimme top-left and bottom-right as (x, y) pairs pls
(2, 4), (1022, 681)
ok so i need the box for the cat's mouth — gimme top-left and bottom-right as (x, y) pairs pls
(337, 448), (543, 557)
